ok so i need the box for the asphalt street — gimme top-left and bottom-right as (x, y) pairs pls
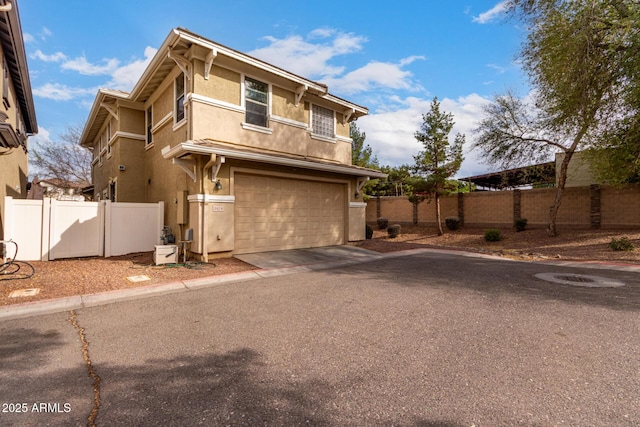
(1, 251), (639, 426)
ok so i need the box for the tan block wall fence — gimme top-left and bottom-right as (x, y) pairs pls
(367, 184), (640, 229)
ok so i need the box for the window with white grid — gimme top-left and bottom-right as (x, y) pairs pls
(312, 104), (334, 137)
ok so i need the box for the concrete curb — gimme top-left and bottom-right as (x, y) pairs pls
(1, 248), (638, 321)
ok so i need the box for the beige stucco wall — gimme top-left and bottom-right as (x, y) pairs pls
(349, 203), (367, 241)
(87, 52), (366, 255)
(190, 102), (351, 164)
(0, 43), (30, 238)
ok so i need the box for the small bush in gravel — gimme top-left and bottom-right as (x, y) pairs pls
(377, 217), (389, 230)
(445, 216), (461, 231)
(514, 218), (528, 232)
(387, 224), (401, 238)
(365, 224), (373, 240)
(484, 229), (502, 242)
(609, 237), (634, 251)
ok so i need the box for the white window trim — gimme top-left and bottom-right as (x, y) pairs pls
(174, 72), (186, 125)
(310, 103), (336, 140)
(310, 133), (337, 144)
(173, 119), (187, 132)
(270, 114), (308, 129)
(153, 112), (173, 133)
(146, 106), (153, 146)
(242, 74), (271, 129)
(188, 93), (244, 114)
(241, 122), (273, 134)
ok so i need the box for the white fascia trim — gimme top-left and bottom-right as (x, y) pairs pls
(320, 93), (368, 116)
(349, 202), (368, 208)
(336, 135), (352, 144)
(113, 131), (145, 141)
(188, 93), (243, 114)
(187, 194), (236, 203)
(270, 114), (308, 130)
(163, 141), (387, 179)
(177, 30), (328, 95)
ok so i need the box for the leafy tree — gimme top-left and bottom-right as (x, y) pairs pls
(350, 122), (379, 169)
(413, 98), (465, 235)
(350, 122), (382, 198)
(475, 0), (640, 236)
(30, 124), (92, 186)
(368, 165), (412, 196)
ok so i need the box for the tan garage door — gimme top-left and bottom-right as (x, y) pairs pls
(235, 173), (345, 254)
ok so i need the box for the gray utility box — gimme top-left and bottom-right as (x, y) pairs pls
(154, 245), (178, 265)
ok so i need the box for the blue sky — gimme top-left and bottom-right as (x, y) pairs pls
(20, 0), (529, 178)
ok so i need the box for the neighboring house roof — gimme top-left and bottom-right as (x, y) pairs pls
(459, 162), (556, 190)
(80, 27), (367, 147)
(39, 178), (91, 190)
(162, 139), (388, 179)
(0, 0), (37, 135)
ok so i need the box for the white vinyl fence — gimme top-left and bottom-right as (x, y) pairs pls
(3, 197), (164, 261)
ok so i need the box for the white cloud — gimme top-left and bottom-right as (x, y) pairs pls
(472, 1), (508, 24)
(29, 126), (52, 146)
(32, 83), (97, 101)
(31, 49), (67, 62)
(487, 63), (507, 74)
(323, 58), (424, 95)
(40, 27), (53, 40)
(358, 94), (492, 177)
(62, 56), (120, 76)
(23, 33), (35, 43)
(250, 29), (423, 96)
(249, 29), (367, 79)
(107, 46), (157, 91)
(32, 46), (157, 102)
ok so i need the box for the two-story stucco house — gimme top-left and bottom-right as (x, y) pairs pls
(0, 0), (38, 240)
(80, 28), (385, 259)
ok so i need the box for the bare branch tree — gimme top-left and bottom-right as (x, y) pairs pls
(30, 124), (92, 186)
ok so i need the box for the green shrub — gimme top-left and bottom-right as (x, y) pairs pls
(484, 229), (502, 242)
(609, 237), (635, 251)
(387, 224), (401, 238)
(445, 216), (461, 231)
(514, 218), (528, 232)
(365, 224), (373, 240)
(377, 217), (389, 230)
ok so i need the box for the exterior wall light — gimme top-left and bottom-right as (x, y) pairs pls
(215, 180), (222, 190)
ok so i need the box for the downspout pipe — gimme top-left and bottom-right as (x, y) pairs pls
(200, 154), (216, 263)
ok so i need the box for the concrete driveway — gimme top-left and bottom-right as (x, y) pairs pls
(1, 250), (639, 426)
(234, 245), (381, 268)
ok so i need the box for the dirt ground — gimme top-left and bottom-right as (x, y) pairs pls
(2, 225), (639, 306)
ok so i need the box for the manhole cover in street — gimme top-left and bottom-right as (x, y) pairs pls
(535, 273), (625, 288)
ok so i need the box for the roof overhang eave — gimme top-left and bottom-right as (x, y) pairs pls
(79, 89), (130, 147)
(161, 141), (387, 179)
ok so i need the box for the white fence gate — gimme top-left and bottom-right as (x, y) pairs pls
(3, 197), (164, 261)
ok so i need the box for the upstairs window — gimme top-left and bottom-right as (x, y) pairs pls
(175, 73), (185, 123)
(312, 104), (334, 138)
(146, 106), (153, 145)
(245, 77), (268, 128)
(106, 122), (111, 156)
(2, 59), (9, 109)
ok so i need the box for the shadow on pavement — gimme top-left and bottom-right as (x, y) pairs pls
(322, 251), (640, 312)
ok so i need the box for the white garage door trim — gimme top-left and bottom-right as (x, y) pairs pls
(232, 169), (348, 254)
